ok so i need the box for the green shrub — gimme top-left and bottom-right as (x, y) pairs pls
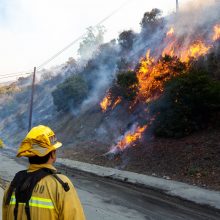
(151, 69), (220, 138)
(52, 75), (88, 112)
(116, 70), (138, 100)
(187, 166), (200, 177)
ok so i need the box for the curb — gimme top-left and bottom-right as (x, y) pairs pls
(57, 158), (220, 210)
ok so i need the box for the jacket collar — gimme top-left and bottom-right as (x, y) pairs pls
(28, 163), (57, 172)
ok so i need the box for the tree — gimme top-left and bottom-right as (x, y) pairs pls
(195, 41), (220, 80)
(117, 70), (138, 100)
(151, 70), (220, 138)
(66, 57), (77, 66)
(78, 25), (106, 60)
(41, 71), (53, 81)
(52, 75), (88, 112)
(118, 30), (137, 52)
(140, 8), (163, 34)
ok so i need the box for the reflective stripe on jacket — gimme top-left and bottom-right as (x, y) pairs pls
(2, 163), (86, 220)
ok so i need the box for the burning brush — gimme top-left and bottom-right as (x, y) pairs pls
(101, 21), (220, 156)
(100, 92), (122, 112)
(104, 123), (147, 158)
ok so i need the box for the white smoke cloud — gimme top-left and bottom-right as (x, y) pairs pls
(171, 0), (219, 37)
(0, 0), (179, 76)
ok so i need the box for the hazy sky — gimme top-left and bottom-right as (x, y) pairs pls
(0, 0), (193, 78)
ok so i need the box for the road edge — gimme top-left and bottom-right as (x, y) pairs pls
(57, 158), (220, 211)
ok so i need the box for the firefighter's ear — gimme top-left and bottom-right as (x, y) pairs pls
(51, 150), (56, 160)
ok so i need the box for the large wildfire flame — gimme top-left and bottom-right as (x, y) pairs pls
(101, 24), (220, 112)
(137, 50), (187, 102)
(162, 27), (213, 63)
(101, 23), (220, 153)
(137, 24), (220, 103)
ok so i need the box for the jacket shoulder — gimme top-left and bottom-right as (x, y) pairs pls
(43, 173), (73, 188)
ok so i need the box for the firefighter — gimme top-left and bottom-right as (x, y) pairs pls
(2, 125), (86, 220)
(0, 138), (4, 148)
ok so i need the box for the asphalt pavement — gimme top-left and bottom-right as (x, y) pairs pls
(65, 168), (220, 220)
(57, 158), (220, 210)
(1, 153), (220, 220)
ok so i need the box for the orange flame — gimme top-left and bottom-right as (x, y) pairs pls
(102, 25), (218, 154)
(100, 94), (122, 112)
(184, 40), (211, 62)
(137, 39), (212, 102)
(162, 27), (176, 57)
(162, 42), (175, 57)
(213, 24), (220, 41)
(112, 97), (122, 110)
(137, 40), (213, 103)
(116, 125), (147, 151)
(101, 25), (216, 111)
(166, 27), (175, 37)
(100, 93), (112, 112)
(137, 50), (185, 103)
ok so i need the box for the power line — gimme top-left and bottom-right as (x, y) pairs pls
(0, 0), (133, 77)
(0, 72), (31, 80)
(0, 69), (32, 77)
(37, 0), (133, 70)
(36, 34), (85, 70)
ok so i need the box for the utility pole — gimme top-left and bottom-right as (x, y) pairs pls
(28, 67), (36, 131)
(176, 0), (179, 12)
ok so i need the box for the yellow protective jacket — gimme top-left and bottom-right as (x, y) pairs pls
(2, 164), (86, 220)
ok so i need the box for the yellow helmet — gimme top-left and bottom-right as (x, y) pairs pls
(17, 125), (62, 157)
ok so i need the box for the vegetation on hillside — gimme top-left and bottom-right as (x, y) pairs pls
(0, 83), (20, 95)
(50, 7), (220, 139)
(0, 6), (220, 157)
(52, 75), (88, 112)
(116, 70), (138, 101)
(151, 68), (220, 137)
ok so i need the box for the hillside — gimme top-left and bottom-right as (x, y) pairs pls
(58, 128), (220, 190)
(0, 3), (220, 189)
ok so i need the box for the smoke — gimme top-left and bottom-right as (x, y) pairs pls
(100, 0), (220, 155)
(181, 0), (214, 10)
(1, 0), (220, 154)
(169, 0), (219, 38)
(68, 40), (120, 115)
(0, 63), (76, 148)
(126, 0), (220, 64)
(80, 0), (220, 153)
(79, 62), (117, 113)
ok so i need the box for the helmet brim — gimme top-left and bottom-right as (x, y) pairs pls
(53, 141), (62, 149)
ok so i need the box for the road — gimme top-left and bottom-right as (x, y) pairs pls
(63, 167), (220, 220)
(1, 153), (220, 220)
